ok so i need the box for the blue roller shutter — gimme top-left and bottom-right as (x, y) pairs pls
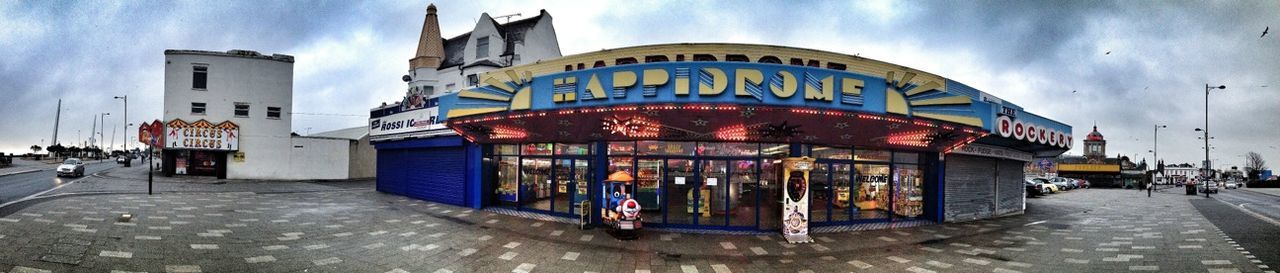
(377, 147), (467, 206)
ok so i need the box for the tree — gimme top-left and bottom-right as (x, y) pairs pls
(1246, 152), (1267, 172)
(30, 145), (42, 154)
(46, 144), (66, 159)
(67, 146), (82, 158)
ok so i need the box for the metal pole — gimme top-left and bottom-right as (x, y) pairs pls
(1204, 84), (1211, 198)
(148, 145), (153, 195)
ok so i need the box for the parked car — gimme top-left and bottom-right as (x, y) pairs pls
(1035, 178), (1058, 193)
(1225, 182), (1239, 189)
(1025, 179), (1045, 197)
(1051, 177), (1074, 191)
(56, 158), (85, 177)
(1072, 178), (1088, 189)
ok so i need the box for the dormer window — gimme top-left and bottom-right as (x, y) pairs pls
(476, 37), (489, 59)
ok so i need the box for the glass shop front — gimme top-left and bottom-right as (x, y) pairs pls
(485, 141), (927, 231)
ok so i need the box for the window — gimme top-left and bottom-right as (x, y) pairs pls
(192, 65), (208, 90)
(234, 103), (249, 117)
(267, 107), (281, 119)
(467, 74), (479, 86)
(475, 36), (489, 59)
(191, 102), (206, 115)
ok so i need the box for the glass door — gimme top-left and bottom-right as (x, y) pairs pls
(553, 159), (573, 215)
(728, 160), (759, 227)
(758, 158), (781, 230)
(701, 160), (727, 227)
(665, 159), (696, 225)
(810, 163), (831, 223)
(573, 159), (591, 216)
(636, 159), (663, 224)
(520, 158), (552, 211)
(831, 163), (852, 222)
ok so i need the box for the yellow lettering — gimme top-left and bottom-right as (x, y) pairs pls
(699, 68), (727, 95)
(734, 69), (764, 98)
(584, 74), (606, 100)
(805, 75), (834, 101)
(641, 69), (668, 88)
(613, 71), (637, 91)
(842, 78), (864, 96)
(769, 71), (797, 98)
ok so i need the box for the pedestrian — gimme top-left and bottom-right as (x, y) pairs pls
(1147, 181), (1153, 197)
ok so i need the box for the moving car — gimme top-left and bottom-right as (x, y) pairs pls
(1199, 182), (1219, 194)
(1225, 182), (1239, 189)
(56, 158), (85, 177)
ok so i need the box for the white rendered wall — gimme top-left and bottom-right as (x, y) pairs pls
(163, 52), (295, 180)
(285, 137), (349, 180)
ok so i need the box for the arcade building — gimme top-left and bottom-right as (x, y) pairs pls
(369, 5), (1072, 232)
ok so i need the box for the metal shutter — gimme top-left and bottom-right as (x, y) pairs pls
(944, 154), (997, 222)
(996, 159), (1026, 216)
(376, 147), (467, 206)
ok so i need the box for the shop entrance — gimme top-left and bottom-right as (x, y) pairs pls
(652, 158), (760, 229)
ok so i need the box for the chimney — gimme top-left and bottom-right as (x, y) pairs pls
(410, 4), (445, 69)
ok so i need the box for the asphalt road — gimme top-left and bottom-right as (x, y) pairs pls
(1214, 188), (1280, 222)
(1193, 189), (1280, 272)
(0, 160), (118, 205)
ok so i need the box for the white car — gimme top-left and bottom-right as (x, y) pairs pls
(57, 158), (86, 177)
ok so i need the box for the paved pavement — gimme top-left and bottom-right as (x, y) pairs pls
(0, 176), (1275, 272)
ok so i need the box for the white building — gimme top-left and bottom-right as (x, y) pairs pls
(1157, 164), (1199, 184)
(162, 49), (354, 180)
(371, 4), (562, 142)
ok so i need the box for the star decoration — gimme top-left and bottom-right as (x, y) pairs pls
(559, 131), (572, 136)
(840, 134), (853, 140)
(803, 135), (818, 141)
(740, 107), (757, 118)
(643, 110), (660, 117)
(589, 133), (603, 138)
(558, 120), (573, 126)
(886, 123), (902, 130)
(834, 122), (849, 129)
(691, 118), (709, 127)
(758, 121), (803, 139)
(461, 124), (493, 136)
(511, 119), (526, 125)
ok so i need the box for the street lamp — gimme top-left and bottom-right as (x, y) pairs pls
(113, 95), (129, 167)
(99, 112), (109, 161)
(1152, 124), (1166, 185)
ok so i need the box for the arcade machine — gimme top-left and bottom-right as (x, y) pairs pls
(601, 171), (642, 239)
(781, 157), (816, 244)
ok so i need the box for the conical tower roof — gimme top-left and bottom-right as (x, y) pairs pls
(410, 4), (445, 69)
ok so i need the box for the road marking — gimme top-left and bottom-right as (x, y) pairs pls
(1232, 203), (1280, 227)
(1024, 220), (1047, 226)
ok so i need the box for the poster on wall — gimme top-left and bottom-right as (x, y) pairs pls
(165, 119), (239, 151)
(781, 157), (816, 244)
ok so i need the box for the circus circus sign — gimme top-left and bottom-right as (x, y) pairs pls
(165, 119), (240, 151)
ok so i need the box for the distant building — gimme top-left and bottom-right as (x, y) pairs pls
(1055, 126), (1124, 187)
(161, 49), (361, 180)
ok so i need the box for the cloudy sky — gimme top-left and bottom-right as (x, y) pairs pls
(1, 0), (1276, 169)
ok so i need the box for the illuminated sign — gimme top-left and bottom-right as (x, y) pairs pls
(370, 106), (446, 137)
(1057, 164), (1120, 173)
(995, 115), (1070, 149)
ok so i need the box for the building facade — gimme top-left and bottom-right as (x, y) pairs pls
(162, 49), (360, 180)
(369, 5), (1071, 231)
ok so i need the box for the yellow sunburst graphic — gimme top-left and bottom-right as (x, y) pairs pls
(883, 71), (983, 127)
(446, 70), (535, 118)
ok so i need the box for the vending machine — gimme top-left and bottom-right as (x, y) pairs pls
(781, 157), (816, 244)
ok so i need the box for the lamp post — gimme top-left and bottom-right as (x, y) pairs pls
(113, 95), (129, 167)
(1153, 124), (1166, 184)
(1198, 84), (1226, 198)
(99, 113), (109, 161)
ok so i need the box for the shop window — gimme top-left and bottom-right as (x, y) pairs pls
(700, 160), (728, 226)
(893, 164), (924, 218)
(607, 141), (635, 155)
(234, 103), (250, 117)
(810, 163), (831, 223)
(812, 145), (853, 160)
(191, 102), (206, 115)
(495, 144), (519, 155)
(267, 107), (281, 119)
(522, 143), (553, 156)
(554, 143), (590, 155)
(636, 141), (695, 156)
(829, 163), (853, 222)
(854, 148), (891, 162)
(467, 74), (479, 86)
(699, 142), (759, 157)
(665, 159), (696, 225)
(192, 65), (208, 90)
(854, 164), (892, 220)
(761, 143), (790, 157)
(494, 156), (519, 207)
(893, 152), (919, 164)
(635, 158), (661, 222)
(758, 158), (782, 229)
